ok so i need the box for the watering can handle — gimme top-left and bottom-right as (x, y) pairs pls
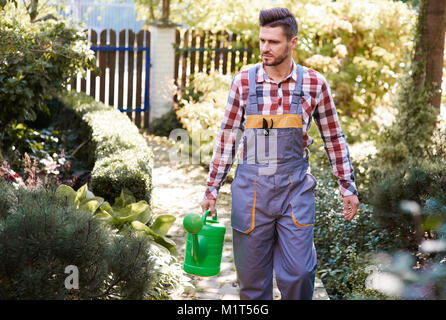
(202, 208), (218, 225)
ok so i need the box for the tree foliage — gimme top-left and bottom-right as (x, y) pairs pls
(0, 1), (97, 136)
(136, 0), (416, 143)
(376, 0), (444, 166)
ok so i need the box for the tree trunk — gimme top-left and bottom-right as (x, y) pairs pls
(413, 0), (446, 109)
(162, 0), (170, 21)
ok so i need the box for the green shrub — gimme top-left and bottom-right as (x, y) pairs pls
(0, 1), (96, 138)
(147, 109), (183, 137)
(367, 156), (446, 251)
(0, 180), (156, 300)
(364, 220), (446, 300)
(175, 71), (239, 180)
(60, 91), (154, 204)
(312, 164), (403, 299)
(374, 0), (444, 168)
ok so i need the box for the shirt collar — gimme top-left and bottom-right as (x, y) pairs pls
(257, 60), (298, 84)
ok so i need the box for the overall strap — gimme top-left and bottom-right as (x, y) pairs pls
(290, 64), (304, 114)
(246, 64), (260, 114)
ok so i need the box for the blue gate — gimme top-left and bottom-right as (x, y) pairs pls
(70, 29), (151, 128)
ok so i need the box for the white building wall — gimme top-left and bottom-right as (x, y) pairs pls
(148, 26), (177, 124)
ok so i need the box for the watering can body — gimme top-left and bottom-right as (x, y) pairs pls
(183, 209), (226, 277)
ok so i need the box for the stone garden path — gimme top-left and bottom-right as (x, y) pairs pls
(144, 133), (329, 300)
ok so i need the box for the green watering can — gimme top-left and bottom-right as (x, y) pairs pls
(183, 209), (226, 277)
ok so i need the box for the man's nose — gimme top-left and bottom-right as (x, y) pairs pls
(261, 43), (270, 53)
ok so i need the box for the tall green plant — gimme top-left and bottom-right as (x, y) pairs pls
(312, 164), (403, 299)
(376, 0), (441, 165)
(0, 1), (97, 140)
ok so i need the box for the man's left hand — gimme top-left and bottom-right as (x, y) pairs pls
(343, 195), (359, 221)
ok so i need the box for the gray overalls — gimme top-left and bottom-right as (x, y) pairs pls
(231, 63), (317, 300)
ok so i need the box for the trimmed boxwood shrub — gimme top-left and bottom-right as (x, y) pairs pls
(59, 91), (153, 205)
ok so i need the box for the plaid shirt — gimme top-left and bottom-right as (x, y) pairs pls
(204, 60), (358, 201)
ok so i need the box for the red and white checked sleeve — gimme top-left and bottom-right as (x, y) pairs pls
(313, 73), (358, 197)
(203, 73), (245, 201)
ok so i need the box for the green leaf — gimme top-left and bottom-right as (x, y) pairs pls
(99, 201), (113, 216)
(112, 205), (143, 223)
(113, 188), (136, 209)
(132, 201), (152, 225)
(149, 215), (176, 236)
(152, 233), (178, 256)
(94, 202), (114, 224)
(131, 220), (151, 233)
(79, 196), (104, 214)
(13, 123), (26, 130)
(55, 184), (76, 204)
(74, 183), (88, 208)
(131, 221), (178, 255)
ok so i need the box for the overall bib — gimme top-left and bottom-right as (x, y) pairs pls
(231, 63), (318, 300)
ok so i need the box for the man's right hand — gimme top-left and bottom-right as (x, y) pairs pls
(201, 199), (216, 217)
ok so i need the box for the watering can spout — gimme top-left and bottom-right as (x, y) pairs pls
(182, 209), (226, 277)
(183, 212), (204, 263)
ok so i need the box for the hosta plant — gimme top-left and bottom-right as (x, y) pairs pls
(56, 183), (177, 255)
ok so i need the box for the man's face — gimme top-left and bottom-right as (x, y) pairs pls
(259, 26), (297, 67)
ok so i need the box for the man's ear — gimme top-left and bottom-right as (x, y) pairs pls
(290, 36), (298, 50)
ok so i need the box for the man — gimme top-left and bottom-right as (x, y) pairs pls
(201, 7), (359, 300)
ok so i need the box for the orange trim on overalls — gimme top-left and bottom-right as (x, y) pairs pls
(243, 175), (257, 234)
(288, 175), (313, 227)
(245, 114), (302, 129)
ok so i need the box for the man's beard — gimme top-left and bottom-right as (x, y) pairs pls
(262, 45), (290, 66)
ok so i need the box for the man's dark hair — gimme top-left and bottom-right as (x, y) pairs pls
(259, 7), (298, 40)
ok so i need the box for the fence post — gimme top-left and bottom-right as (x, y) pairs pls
(148, 24), (177, 125)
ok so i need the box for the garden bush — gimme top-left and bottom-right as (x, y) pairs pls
(176, 71), (233, 163)
(312, 163), (404, 299)
(366, 156), (446, 251)
(364, 222), (446, 300)
(0, 179), (156, 299)
(175, 71), (242, 179)
(0, 1), (96, 141)
(0, 0), (97, 179)
(147, 109), (183, 137)
(60, 91), (153, 205)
